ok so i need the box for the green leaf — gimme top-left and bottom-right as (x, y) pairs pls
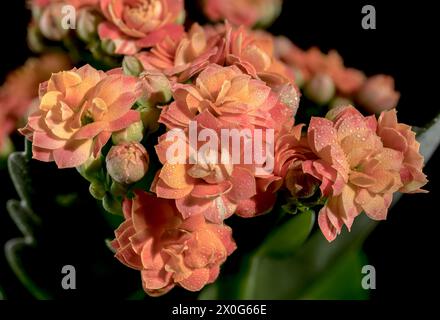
(0, 285), (5, 300)
(257, 210), (315, 257)
(7, 141), (33, 205)
(299, 250), (369, 300)
(4, 238), (52, 299)
(6, 200), (40, 239)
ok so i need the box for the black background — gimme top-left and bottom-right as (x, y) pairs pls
(1, 0), (439, 300)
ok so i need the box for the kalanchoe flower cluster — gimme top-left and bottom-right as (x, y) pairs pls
(274, 36), (400, 113)
(17, 0), (429, 297)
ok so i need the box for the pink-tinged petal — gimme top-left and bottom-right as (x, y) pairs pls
(136, 24), (185, 48)
(349, 171), (376, 188)
(202, 196), (236, 223)
(98, 22), (138, 55)
(355, 189), (390, 220)
(206, 224), (237, 255)
(379, 127), (408, 152)
(52, 139), (93, 168)
(318, 207), (339, 242)
(178, 268), (211, 292)
(73, 121), (106, 140)
(227, 167), (256, 202)
(208, 266), (220, 283)
(235, 190), (277, 218)
(159, 163), (194, 189)
(141, 268), (174, 292)
(93, 131), (112, 157)
(33, 131), (66, 150)
(191, 181), (233, 199)
(107, 110), (141, 132)
(153, 178), (193, 199)
(175, 196), (212, 219)
(32, 146), (54, 162)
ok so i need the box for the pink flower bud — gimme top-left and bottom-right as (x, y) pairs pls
(139, 69), (172, 106)
(106, 142), (149, 185)
(304, 73), (335, 105)
(39, 3), (69, 41)
(357, 75), (400, 114)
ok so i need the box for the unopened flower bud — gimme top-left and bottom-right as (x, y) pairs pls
(330, 96), (352, 109)
(122, 55), (144, 77)
(76, 8), (102, 43)
(76, 155), (103, 183)
(139, 69), (172, 106)
(112, 120), (144, 145)
(305, 73), (335, 105)
(89, 181), (106, 200)
(27, 24), (46, 53)
(106, 142), (149, 185)
(356, 75), (400, 114)
(102, 194), (122, 215)
(140, 105), (161, 134)
(255, 0), (282, 28)
(101, 38), (116, 55)
(39, 3), (69, 41)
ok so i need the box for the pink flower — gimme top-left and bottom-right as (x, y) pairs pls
(136, 23), (226, 82)
(111, 191), (236, 296)
(0, 53), (71, 150)
(152, 113), (260, 223)
(19, 65), (142, 168)
(356, 75), (400, 114)
(98, 0), (184, 55)
(159, 64), (294, 131)
(275, 38), (365, 95)
(305, 106), (411, 241)
(377, 109), (428, 193)
(153, 64), (297, 222)
(225, 25), (294, 87)
(203, 0), (282, 28)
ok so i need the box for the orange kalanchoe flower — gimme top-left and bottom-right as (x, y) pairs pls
(159, 64), (292, 130)
(98, 0), (185, 54)
(152, 111), (260, 223)
(136, 23), (226, 82)
(112, 191), (236, 296)
(303, 106), (427, 242)
(377, 109), (428, 193)
(20, 65), (142, 168)
(0, 53), (71, 150)
(203, 0), (282, 28)
(225, 25), (294, 88)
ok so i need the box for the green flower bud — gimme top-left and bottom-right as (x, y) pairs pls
(76, 155), (103, 183)
(76, 8), (102, 43)
(101, 38), (116, 55)
(112, 120), (144, 145)
(140, 105), (161, 134)
(330, 96), (352, 109)
(89, 181), (106, 200)
(122, 55), (144, 77)
(102, 194), (122, 215)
